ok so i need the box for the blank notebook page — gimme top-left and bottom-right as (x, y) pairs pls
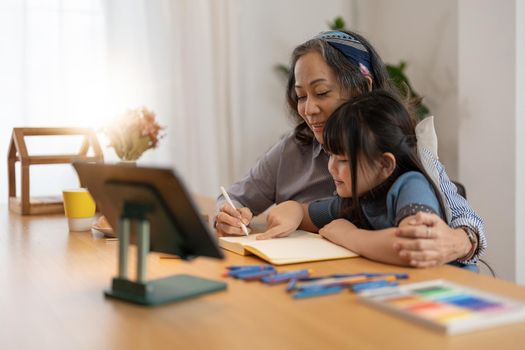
(220, 230), (357, 264)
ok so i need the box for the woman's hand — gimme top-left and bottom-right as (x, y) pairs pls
(257, 201), (304, 240)
(214, 203), (253, 236)
(394, 212), (471, 268)
(319, 219), (357, 248)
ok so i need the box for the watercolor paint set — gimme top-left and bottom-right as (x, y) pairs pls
(358, 279), (525, 335)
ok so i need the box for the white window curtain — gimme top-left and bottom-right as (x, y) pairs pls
(105, 0), (240, 197)
(0, 0), (108, 202)
(1, 0), (238, 203)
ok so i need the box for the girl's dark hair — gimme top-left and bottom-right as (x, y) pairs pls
(323, 90), (446, 227)
(286, 30), (398, 145)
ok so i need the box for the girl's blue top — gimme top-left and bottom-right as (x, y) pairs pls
(308, 171), (477, 271)
(309, 171), (442, 229)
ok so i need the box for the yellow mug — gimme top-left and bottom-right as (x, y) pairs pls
(62, 188), (96, 231)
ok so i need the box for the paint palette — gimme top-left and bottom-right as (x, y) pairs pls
(358, 279), (525, 335)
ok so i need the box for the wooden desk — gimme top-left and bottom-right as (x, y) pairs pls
(1, 202), (525, 350)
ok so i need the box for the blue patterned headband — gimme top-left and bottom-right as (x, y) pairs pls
(315, 31), (372, 78)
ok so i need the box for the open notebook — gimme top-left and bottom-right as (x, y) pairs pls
(218, 230), (358, 265)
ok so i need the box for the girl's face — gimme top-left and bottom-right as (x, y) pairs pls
(294, 51), (348, 144)
(328, 153), (386, 198)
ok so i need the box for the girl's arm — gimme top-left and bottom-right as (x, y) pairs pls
(318, 219), (410, 266)
(257, 201), (318, 239)
(317, 215), (469, 268)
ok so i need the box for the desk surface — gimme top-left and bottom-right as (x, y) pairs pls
(1, 200), (525, 350)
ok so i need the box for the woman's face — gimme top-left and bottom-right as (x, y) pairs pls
(294, 51), (348, 144)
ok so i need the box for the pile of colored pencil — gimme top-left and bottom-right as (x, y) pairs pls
(224, 265), (409, 299)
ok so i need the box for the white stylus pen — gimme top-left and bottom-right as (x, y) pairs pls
(220, 186), (249, 236)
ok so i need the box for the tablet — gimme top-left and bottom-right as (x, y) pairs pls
(73, 162), (223, 260)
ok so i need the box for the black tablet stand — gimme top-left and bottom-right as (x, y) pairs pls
(104, 201), (226, 306)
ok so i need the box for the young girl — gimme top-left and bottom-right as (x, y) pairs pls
(257, 90), (475, 268)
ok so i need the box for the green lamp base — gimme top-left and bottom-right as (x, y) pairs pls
(105, 274), (227, 306)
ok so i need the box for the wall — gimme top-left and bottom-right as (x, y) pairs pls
(355, 0), (459, 178)
(231, 0), (353, 179)
(458, 0), (524, 283)
(517, 0), (525, 285)
(232, 0), (460, 180)
(352, 0), (524, 283)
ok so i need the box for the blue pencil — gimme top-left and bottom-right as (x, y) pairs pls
(227, 264), (273, 271)
(286, 278), (298, 292)
(235, 269), (276, 281)
(293, 286), (343, 299)
(261, 269), (311, 284)
(226, 265), (275, 278)
(351, 280), (398, 292)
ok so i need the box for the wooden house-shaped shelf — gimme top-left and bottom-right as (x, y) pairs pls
(8, 128), (104, 215)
